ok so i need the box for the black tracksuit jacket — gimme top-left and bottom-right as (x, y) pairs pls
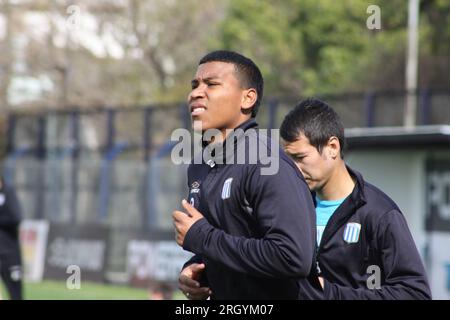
(299, 167), (431, 300)
(0, 182), (22, 256)
(0, 181), (23, 300)
(182, 119), (316, 300)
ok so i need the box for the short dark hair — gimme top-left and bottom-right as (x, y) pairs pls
(199, 50), (264, 118)
(280, 98), (346, 158)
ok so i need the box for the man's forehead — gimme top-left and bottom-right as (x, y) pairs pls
(195, 61), (236, 78)
(282, 134), (310, 148)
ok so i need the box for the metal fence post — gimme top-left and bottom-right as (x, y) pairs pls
(106, 109), (116, 151)
(365, 92), (376, 127)
(98, 142), (128, 223)
(35, 116), (47, 219)
(419, 88), (431, 125)
(180, 103), (190, 130)
(97, 109), (117, 223)
(70, 110), (80, 224)
(143, 107), (153, 230)
(268, 98), (279, 130)
(6, 113), (16, 154)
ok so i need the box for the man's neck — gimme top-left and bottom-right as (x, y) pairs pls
(204, 117), (252, 145)
(317, 162), (355, 201)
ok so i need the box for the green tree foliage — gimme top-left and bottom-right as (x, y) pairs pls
(217, 0), (449, 97)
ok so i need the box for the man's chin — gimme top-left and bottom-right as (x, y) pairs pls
(192, 119), (206, 132)
(306, 181), (317, 191)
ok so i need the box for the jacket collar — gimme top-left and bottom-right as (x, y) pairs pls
(346, 166), (367, 207)
(202, 118), (259, 166)
(317, 165), (367, 250)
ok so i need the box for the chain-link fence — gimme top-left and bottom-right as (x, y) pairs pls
(2, 91), (449, 280)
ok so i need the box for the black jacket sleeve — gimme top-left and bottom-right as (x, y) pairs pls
(183, 158), (316, 279)
(324, 210), (431, 299)
(0, 183), (23, 227)
(182, 254), (203, 270)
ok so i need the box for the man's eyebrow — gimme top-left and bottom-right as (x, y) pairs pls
(203, 76), (219, 81)
(287, 152), (305, 157)
(191, 76), (220, 85)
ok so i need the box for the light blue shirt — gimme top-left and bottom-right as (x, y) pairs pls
(316, 196), (346, 245)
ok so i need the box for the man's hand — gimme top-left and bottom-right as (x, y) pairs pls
(179, 263), (211, 300)
(173, 199), (204, 246)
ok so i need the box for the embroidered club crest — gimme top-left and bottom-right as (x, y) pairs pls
(343, 222), (361, 244)
(221, 178), (233, 200)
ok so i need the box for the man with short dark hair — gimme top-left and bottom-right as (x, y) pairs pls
(280, 98), (431, 299)
(172, 51), (316, 300)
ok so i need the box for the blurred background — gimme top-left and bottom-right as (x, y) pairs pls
(0, 0), (449, 300)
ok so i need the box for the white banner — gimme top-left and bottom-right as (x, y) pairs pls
(127, 240), (193, 285)
(19, 220), (49, 282)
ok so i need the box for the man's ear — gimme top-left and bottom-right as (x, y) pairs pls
(327, 136), (341, 160)
(241, 88), (257, 114)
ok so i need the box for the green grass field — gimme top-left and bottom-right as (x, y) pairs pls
(0, 280), (185, 300)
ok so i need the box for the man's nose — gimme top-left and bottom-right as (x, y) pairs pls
(189, 84), (206, 101)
